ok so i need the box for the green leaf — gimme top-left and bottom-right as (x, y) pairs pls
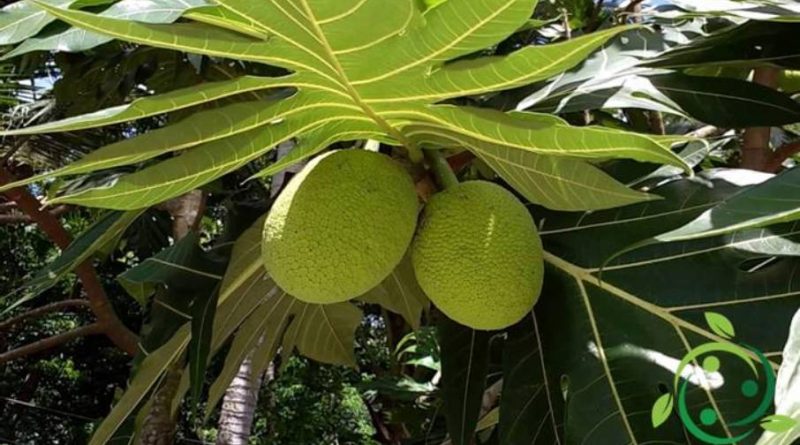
(649, 21), (800, 70)
(499, 315), (555, 444)
(205, 214), (362, 416)
(48, 116), (379, 210)
(760, 415), (799, 433)
(652, 169), (799, 243)
(705, 312), (736, 339)
(280, 298), (363, 368)
(651, 393), (674, 428)
(3, 210), (141, 314)
(0, 75), (282, 137)
(529, 72), (800, 127)
(204, 287), (286, 420)
(188, 283), (219, 413)
(359, 253), (429, 330)
(3, 0), (209, 59)
(90, 217), (268, 444)
(510, 170), (797, 443)
(15, 0), (675, 211)
(438, 315), (491, 445)
(647, 74), (800, 127)
(0, 0), (112, 46)
(475, 146), (657, 211)
(117, 232), (223, 305)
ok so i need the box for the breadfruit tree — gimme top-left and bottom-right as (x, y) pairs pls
(1, 0), (800, 444)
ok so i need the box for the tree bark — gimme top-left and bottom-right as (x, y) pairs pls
(215, 350), (271, 445)
(138, 367), (182, 445)
(741, 67), (781, 171)
(137, 190), (207, 445)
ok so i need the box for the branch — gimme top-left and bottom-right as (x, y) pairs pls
(687, 125), (725, 139)
(0, 323), (103, 365)
(766, 140), (800, 173)
(0, 205), (72, 224)
(624, 0), (645, 13)
(0, 299), (90, 332)
(0, 166), (138, 356)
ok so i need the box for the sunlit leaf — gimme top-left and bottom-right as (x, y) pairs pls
(7, 0), (679, 211)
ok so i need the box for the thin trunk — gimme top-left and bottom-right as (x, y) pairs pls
(138, 368), (182, 445)
(216, 351), (272, 445)
(138, 190), (206, 445)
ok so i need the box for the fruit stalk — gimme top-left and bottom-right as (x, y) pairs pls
(424, 149), (459, 190)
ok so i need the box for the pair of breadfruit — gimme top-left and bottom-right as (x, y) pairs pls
(262, 150), (544, 330)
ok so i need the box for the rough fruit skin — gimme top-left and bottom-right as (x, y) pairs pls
(411, 181), (543, 330)
(262, 150), (418, 304)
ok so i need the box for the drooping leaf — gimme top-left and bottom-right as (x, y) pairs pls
(117, 232), (224, 305)
(438, 315), (492, 445)
(188, 283), (218, 412)
(2, 210), (141, 314)
(92, 218), (272, 444)
(7, 0), (683, 211)
(649, 21), (800, 70)
(205, 214), (363, 417)
(204, 286), (285, 420)
(360, 253), (429, 330)
(652, 169), (800, 243)
(280, 298), (363, 368)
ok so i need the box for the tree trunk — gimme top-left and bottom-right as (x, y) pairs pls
(741, 67), (781, 171)
(215, 350), (271, 445)
(138, 368), (182, 445)
(137, 190), (206, 445)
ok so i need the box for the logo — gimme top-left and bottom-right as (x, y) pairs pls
(650, 312), (797, 444)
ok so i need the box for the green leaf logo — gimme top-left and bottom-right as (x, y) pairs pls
(704, 312), (736, 339)
(651, 393), (674, 428)
(760, 414), (799, 433)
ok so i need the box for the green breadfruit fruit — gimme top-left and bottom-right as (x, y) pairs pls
(262, 149), (419, 304)
(411, 181), (544, 330)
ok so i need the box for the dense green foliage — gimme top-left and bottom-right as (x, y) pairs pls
(0, 1), (800, 445)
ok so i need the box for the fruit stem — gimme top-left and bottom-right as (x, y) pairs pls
(407, 145), (424, 163)
(424, 149), (459, 190)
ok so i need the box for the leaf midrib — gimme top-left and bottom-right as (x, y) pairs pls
(294, 0), (421, 159)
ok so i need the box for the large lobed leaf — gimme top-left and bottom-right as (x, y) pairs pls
(0, 0), (690, 212)
(499, 170), (800, 444)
